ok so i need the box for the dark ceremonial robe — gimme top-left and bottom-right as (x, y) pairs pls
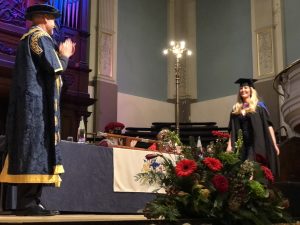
(0, 26), (68, 187)
(228, 104), (279, 177)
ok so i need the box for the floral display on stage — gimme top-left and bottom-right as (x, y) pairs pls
(135, 130), (290, 225)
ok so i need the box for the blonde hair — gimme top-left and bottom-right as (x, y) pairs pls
(232, 87), (259, 115)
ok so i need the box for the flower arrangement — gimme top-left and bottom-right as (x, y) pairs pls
(135, 130), (290, 225)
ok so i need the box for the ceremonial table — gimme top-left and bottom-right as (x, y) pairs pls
(42, 141), (155, 213)
(3, 141), (155, 213)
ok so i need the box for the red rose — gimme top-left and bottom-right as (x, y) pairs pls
(261, 165), (274, 182)
(203, 157), (223, 171)
(212, 174), (229, 193)
(175, 159), (197, 177)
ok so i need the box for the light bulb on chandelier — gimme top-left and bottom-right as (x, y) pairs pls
(162, 40), (192, 134)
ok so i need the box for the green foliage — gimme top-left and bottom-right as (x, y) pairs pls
(248, 180), (269, 198)
(235, 129), (243, 157)
(161, 130), (182, 146)
(181, 146), (200, 160)
(217, 152), (239, 166)
(143, 195), (181, 221)
(135, 132), (290, 224)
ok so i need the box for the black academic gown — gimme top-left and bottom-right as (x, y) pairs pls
(0, 26), (68, 187)
(228, 105), (279, 177)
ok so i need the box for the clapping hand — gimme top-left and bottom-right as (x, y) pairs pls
(59, 38), (76, 58)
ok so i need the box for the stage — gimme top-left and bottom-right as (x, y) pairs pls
(0, 214), (153, 225)
(0, 214), (298, 225)
(1, 141), (156, 213)
(1, 141), (299, 224)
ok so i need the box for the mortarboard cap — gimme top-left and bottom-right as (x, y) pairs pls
(235, 78), (258, 89)
(25, 4), (61, 21)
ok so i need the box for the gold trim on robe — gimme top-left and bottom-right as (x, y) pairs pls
(53, 50), (63, 73)
(0, 156), (64, 187)
(30, 32), (45, 55)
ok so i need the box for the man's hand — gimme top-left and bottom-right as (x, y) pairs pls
(59, 38), (76, 58)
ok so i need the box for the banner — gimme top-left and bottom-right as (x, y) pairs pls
(113, 147), (176, 193)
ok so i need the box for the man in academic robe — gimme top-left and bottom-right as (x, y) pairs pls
(0, 4), (75, 216)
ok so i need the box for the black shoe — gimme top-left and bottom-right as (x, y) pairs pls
(15, 205), (59, 216)
(38, 204), (60, 215)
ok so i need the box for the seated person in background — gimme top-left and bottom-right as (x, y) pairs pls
(105, 122), (125, 135)
(98, 122), (125, 147)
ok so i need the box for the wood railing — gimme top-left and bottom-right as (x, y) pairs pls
(87, 132), (160, 149)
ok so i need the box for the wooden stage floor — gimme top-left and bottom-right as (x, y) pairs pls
(0, 214), (145, 221)
(0, 214), (156, 225)
(0, 214), (299, 225)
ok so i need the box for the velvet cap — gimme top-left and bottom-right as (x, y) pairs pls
(25, 4), (61, 20)
(235, 78), (258, 89)
(104, 122), (125, 132)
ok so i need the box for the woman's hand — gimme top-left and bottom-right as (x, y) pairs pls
(274, 144), (280, 156)
(268, 126), (280, 156)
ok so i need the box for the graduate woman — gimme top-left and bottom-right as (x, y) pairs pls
(226, 78), (280, 176)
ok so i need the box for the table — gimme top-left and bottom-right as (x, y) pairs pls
(2, 141), (155, 213)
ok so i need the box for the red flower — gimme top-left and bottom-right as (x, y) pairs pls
(261, 165), (274, 182)
(175, 159), (197, 177)
(203, 157), (223, 171)
(212, 174), (229, 193)
(212, 130), (230, 139)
